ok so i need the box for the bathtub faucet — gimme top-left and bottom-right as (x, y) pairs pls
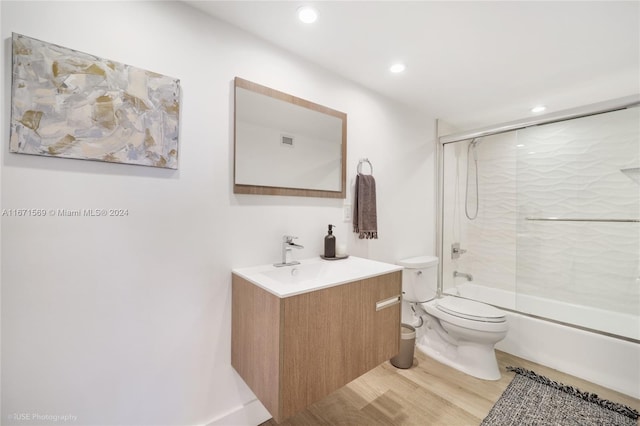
(453, 270), (473, 281)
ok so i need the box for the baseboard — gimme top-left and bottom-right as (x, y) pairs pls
(205, 398), (272, 426)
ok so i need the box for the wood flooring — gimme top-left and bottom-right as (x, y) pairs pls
(259, 349), (640, 425)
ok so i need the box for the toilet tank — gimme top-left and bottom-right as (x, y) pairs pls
(398, 256), (439, 302)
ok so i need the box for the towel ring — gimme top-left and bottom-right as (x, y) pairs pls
(357, 158), (373, 175)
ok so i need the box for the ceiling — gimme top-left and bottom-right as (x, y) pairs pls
(184, 1), (639, 131)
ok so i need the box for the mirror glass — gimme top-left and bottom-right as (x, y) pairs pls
(234, 77), (346, 198)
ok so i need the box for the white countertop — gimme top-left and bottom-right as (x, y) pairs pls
(232, 256), (403, 298)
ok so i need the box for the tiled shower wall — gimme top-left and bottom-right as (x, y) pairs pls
(516, 108), (639, 315)
(443, 107), (640, 319)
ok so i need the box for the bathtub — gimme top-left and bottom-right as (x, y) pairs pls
(446, 283), (640, 399)
(449, 283), (639, 341)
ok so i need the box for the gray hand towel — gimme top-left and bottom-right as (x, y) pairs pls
(353, 173), (378, 239)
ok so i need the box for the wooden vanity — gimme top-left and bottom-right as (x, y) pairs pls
(231, 257), (402, 423)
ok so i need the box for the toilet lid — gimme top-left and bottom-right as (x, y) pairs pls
(436, 297), (506, 323)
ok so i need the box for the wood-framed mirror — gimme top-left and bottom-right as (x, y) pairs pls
(233, 77), (347, 198)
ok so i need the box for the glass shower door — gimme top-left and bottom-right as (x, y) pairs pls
(515, 107), (640, 340)
(441, 133), (518, 310)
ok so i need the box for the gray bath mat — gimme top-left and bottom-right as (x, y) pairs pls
(481, 367), (639, 425)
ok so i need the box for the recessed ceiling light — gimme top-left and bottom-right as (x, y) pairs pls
(390, 63), (406, 73)
(297, 6), (318, 24)
(531, 105), (546, 113)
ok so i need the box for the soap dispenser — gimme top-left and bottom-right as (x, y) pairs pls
(324, 224), (336, 258)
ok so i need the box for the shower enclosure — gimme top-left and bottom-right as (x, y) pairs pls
(437, 97), (640, 342)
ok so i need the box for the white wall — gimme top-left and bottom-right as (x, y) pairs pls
(0, 2), (435, 425)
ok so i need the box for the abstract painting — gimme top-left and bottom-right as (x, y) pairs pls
(10, 33), (181, 169)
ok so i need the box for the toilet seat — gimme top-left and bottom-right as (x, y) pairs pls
(421, 296), (508, 333)
(435, 297), (506, 323)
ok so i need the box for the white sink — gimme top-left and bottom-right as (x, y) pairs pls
(232, 256), (402, 297)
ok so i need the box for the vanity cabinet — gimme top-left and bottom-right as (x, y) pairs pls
(231, 271), (402, 423)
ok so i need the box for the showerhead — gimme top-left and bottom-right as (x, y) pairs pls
(469, 138), (483, 160)
(470, 138), (483, 148)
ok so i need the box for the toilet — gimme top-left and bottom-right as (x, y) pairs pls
(398, 256), (508, 380)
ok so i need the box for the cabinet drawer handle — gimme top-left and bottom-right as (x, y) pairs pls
(375, 295), (401, 311)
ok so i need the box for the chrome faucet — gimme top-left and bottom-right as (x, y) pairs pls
(453, 270), (473, 281)
(451, 242), (467, 259)
(274, 235), (304, 267)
